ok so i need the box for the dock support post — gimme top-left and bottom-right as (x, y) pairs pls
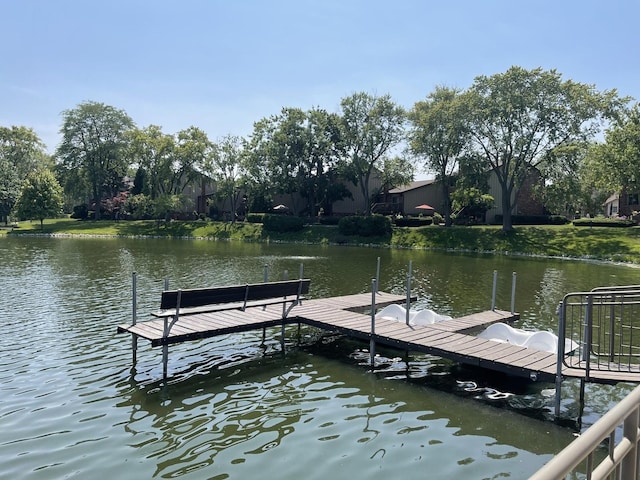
(406, 261), (413, 325)
(132, 272), (138, 366)
(162, 344), (168, 380)
(554, 301), (566, 418)
(281, 270), (288, 352)
(370, 279), (377, 368)
(510, 272), (517, 314)
(491, 270), (498, 311)
(375, 257), (380, 293)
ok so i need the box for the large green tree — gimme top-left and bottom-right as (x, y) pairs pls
(14, 169), (64, 229)
(408, 86), (468, 226)
(57, 101), (134, 219)
(127, 125), (175, 199)
(204, 134), (247, 221)
(584, 104), (640, 195)
(340, 92), (405, 214)
(0, 126), (50, 224)
(246, 107), (349, 216)
(463, 66), (621, 231)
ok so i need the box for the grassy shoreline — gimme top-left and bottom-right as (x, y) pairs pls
(4, 217), (640, 264)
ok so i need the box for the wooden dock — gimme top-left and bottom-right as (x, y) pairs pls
(117, 291), (640, 385)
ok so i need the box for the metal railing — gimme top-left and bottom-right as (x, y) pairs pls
(530, 382), (640, 479)
(557, 286), (640, 380)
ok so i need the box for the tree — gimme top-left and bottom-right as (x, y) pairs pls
(340, 92), (405, 214)
(57, 101), (134, 219)
(127, 125), (175, 199)
(376, 155), (414, 207)
(0, 126), (50, 224)
(14, 169), (64, 229)
(463, 66), (622, 231)
(408, 87), (468, 226)
(204, 134), (247, 222)
(245, 107), (350, 216)
(583, 104), (640, 195)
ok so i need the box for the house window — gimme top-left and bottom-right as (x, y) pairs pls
(628, 193), (639, 206)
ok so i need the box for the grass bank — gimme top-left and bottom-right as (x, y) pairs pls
(4, 217), (640, 264)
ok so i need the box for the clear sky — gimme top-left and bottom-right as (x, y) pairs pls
(2, 0), (639, 157)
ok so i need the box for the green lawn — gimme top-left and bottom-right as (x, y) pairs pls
(5, 217), (640, 264)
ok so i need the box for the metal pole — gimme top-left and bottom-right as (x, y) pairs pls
(132, 272), (138, 365)
(164, 278), (169, 291)
(510, 272), (517, 314)
(263, 264), (269, 282)
(299, 263), (304, 279)
(375, 257), (381, 293)
(406, 260), (413, 325)
(370, 279), (376, 368)
(555, 300), (566, 418)
(281, 270), (288, 351)
(491, 270), (498, 311)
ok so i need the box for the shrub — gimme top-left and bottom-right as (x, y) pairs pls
(246, 213), (265, 224)
(573, 217), (635, 227)
(262, 214), (305, 232)
(71, 204), (88, 220)
(394, 217), (433, 227)
(494, 214), (569, 225)
(338, 215), (392, 236)
(318, 216), (340, 225)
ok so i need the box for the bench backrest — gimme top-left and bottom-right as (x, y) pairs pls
(160, 279), (311, 310)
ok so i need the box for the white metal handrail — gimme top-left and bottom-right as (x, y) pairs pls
(530, 383), (640, 479)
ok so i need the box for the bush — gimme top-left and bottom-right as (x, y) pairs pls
(494, 214), (569, 225)
(573, 217), (635, 227)
(125, 194), (154, 220)
(338, 215), (392, 236)
(262, 214), (305, 232)
(318, 216), (340, 225)
(246, 213), (265, 224)
(71, 204), (88, 220)
(394, 217), (433, 227)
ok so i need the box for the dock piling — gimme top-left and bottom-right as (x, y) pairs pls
(511, 272), (517, 314)
(132, 272), (138, 365)
(406, 261), (413, 325)
(491, 270), (498, 311)
(370, 278), (377, 368)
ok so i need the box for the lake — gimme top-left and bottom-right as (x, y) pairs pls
(1, 235), (638, 479)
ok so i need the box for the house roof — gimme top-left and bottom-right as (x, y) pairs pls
(388, 179), (436, 194)
(604, 193), (619, 205)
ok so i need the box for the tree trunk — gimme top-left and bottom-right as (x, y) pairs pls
(501, 185), (513, 232)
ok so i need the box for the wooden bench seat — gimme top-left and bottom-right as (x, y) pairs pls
(152, 279), (311, 318)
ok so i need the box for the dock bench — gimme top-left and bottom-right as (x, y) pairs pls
(125, 278), (311, 378)
(153, 278), (311, 319)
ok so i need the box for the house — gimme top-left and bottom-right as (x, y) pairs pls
(383, 180), (444, 215)
(603, 191), (640, 217)
(484, 167), (545, 224)
(386, 167), (545, 224)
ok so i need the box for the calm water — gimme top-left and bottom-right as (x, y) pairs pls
(1, 235), (639, 479)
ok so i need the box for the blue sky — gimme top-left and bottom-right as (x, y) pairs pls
(2, 0), (639, 159)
